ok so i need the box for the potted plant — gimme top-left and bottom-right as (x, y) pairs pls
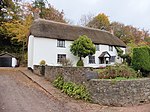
(39, 60), (46, 76)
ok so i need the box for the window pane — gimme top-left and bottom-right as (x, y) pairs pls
(57, 54), (66, 63)
(95, 44), (99, 51)
(110, 56), (115, 62)
(109, 46), (113, 51)
(57, 40), (65, 47)
(89, 55), (95, 64)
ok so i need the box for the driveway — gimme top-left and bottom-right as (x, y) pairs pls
(0, 68), (150, 112)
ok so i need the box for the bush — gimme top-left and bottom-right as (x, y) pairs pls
(53, 76), (64, 89)
(121, 54), (131, 66)
(132, 46), (150, 75)
(76, 59), (84, 66)
(98, 64), (139, 79)
(39, 60), (46, 66)
(53, 76), (91, 101)
(60, 58), (73, 67)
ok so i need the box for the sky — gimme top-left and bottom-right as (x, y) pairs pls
(27, 0), (150, 31)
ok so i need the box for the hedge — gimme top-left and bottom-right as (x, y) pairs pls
(132, 46), (150, 72)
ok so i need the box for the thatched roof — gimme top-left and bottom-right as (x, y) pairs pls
(30, 19), (126, 47)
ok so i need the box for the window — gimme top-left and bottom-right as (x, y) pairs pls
(110, 56), (115, 62)
(57, 39), (65, 47)
(109, 46), (113, 51)
(57, 54), (66, 63)
(89, 55), (95, 64)
(95, 44), (100, 51)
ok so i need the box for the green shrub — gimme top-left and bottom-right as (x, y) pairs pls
(53, 76), (64, 89)
(132, 46), (150, 75)
(98, 64), (139, 79)
(53, 76), (91, 101)
(39, 60), (46, 66)
(76, 59), (84, 66)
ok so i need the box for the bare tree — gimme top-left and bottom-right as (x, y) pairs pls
(78, 13), (94, 26)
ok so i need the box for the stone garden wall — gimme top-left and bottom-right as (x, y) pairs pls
(34, 65), (97, 85)
(33, 65), (150, 106)
(88, 78), (150, 106)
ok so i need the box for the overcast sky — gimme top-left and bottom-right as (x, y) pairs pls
(25, 0), (150, 30)
(44, 0), (150, 31)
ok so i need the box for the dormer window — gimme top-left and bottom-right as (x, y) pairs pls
(57, 39), (65, 47)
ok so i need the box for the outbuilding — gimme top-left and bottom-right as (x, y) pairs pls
(0, 52), (18, 67)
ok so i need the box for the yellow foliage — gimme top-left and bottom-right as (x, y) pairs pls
(3, 14), (33, 42)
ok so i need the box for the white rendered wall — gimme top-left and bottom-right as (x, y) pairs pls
(29, 36), (125, 68)
(83, 45), (122, 67)
(28, 35), (34, 68)
(32, 37), (79, 67)
(12, 58), (17, 67)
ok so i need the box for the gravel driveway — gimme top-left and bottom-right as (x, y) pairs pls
(0, 68), (150, 112)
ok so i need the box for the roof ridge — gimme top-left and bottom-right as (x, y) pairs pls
(34, 19), (112, 35)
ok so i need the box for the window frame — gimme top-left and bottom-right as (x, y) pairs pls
(95, 44), (100, 51)
(110, 56), (116, 62)
(57, 39), (65, 48)
(109, 46), (113, 51)
(89, 55), (95, 64)
(57, 54), (66, 63)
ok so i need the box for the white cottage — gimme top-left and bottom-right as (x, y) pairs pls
(28, 19), (126, 69)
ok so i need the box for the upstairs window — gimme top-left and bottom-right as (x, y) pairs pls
(89, 55), (95, 64)
(109, 46), (113, 51)
(95, 44), (100, 51)
(57, 39), (65, 47)
(57, 54), (66, 63)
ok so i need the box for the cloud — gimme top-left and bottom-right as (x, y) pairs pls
(48, 0), (150, 30)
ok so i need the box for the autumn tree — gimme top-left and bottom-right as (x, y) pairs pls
(31, 0), (66, 23)
(87, 13), (110, 31)
(70, 35), (96, 66)
(110, 22), (150, 44)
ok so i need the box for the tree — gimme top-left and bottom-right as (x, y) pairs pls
(110, 22), (150, 45)
(3, 14), (33, 43)
(78, 13), (94, 26)
(87, 13), (110, 31)
(70, 35), (96, 66)
(31, 0), (66, 23)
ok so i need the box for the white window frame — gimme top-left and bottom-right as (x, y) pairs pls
(57, 54), (66, 63)
(95, 44), (100, 51)
(57, 39), (65, 47)
(109, 46), (113, 51)
(89, 55), (95, 64)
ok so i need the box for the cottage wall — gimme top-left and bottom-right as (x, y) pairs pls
(28, 36), (125, 69)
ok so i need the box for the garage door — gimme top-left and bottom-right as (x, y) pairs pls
(0, 57), (12, 67)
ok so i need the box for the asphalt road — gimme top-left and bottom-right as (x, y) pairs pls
(0, 70), (70, 112)
(1, 69), (150, 112)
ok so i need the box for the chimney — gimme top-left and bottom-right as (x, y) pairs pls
(33, 8), (40, 20)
